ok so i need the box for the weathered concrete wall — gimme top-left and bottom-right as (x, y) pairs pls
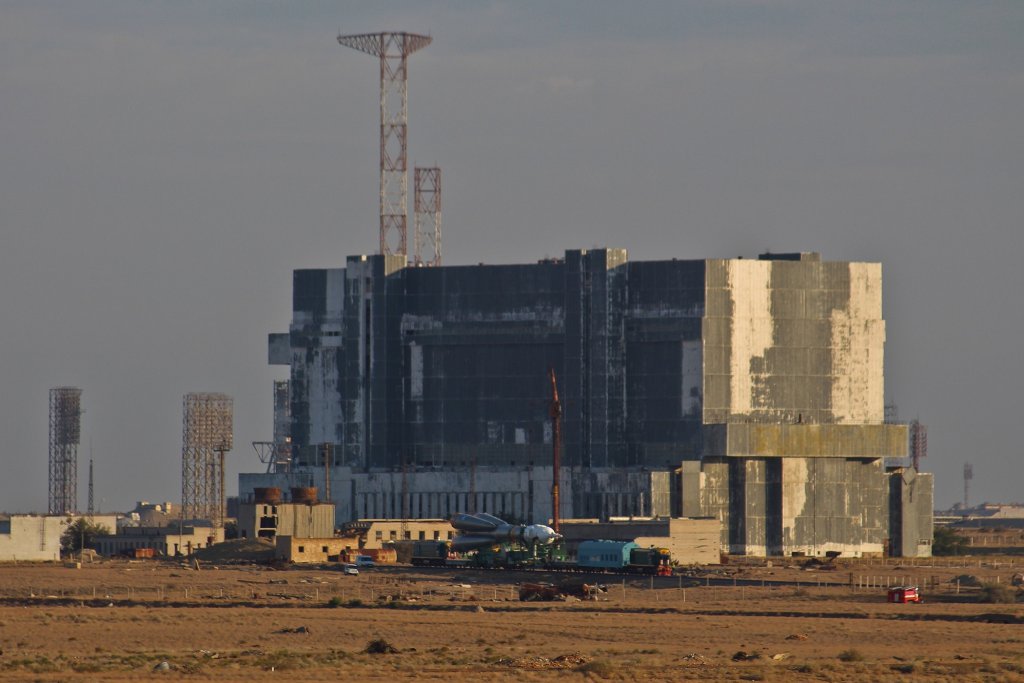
(0, 515), (62, 562)
(237, 501), (335, 541)
(688, 456), (891, 557)
(702, 423), (908, 458)
(703, 255), (885, 425)
(890, 468), (934, 557)
(780, 457), (887, 557)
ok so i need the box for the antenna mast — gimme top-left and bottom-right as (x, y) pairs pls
(337, 32), (432, 258)
(963, 462), (974, 510)
(87, 456), (95, 517)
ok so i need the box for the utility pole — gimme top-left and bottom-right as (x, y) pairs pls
(87, 456), (95, 518)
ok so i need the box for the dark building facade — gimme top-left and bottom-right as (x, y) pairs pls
(254, 248), (931, 557)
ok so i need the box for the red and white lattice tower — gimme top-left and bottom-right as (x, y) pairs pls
(337, 32), (432, 258)
(414, 167), (441, 266)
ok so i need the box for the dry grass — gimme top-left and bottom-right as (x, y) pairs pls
(0, 559), (1023, 680)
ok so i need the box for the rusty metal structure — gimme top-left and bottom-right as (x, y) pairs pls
(337, 32), (432, 258)
(549, 368), (562, 533)
(414, 167), (441, 266)
(181, 393), (233, 526)
(909, 420), (927, 471)
(48, 387), (82, 515)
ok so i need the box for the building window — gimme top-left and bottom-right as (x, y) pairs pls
(403, 531), (411, 540)
(389, 531), (397, 540)
(418, 531), (426, 540)
(433, 531), (440, 540)
(447, 531), (454, 539)
(322, 546), (329, 553)
(375, 530), (383, 541)
(298, 545), (305, 553)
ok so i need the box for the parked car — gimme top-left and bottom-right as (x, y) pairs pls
(355, 555), (376, 568)
(342, 564), (359, 576)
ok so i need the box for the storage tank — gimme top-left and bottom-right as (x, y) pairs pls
(290, 487), (318, 504)
(253, 487), (282, 504)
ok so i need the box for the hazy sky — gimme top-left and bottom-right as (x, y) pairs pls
(1, 1), (1021, 512)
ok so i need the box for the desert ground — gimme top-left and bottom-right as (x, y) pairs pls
(1, 556), (1024, 681)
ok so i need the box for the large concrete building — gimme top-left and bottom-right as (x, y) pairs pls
(242, 249), (932, 557)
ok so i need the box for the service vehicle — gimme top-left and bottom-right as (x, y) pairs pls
(887, 586), (921, 603)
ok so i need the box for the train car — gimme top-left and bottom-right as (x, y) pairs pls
(576, 540), (637, 571)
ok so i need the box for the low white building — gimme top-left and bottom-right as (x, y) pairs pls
(0, 515), (63, 562)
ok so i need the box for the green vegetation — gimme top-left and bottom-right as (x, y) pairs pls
(60, 518), (111, 554)
(979, 582), (1018, 604)
(364, 638), (398, 654)
(932, 526), (969, 556)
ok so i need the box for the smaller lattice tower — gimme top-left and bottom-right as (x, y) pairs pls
(414, 167), (441, 266)
(909, 420), (927, 471)
(181, 393), (233, 527)
(48, 387), (82, 515)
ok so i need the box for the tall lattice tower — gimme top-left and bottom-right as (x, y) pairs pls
(414, 166), (441, 266)
(48, 387), (82, 515)
(337, 31), (432, 258)
(181, 393), (233, 526)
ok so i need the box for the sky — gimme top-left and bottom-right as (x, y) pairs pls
(1, 1), (1021, 512)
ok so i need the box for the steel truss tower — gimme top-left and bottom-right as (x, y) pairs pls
(414, 167), (441, 266)
(337, 31), (432, 258)
(48, 387), (82, 515)
(181, 393), (233, 527)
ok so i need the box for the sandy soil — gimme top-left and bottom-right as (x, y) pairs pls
(1, 558), (1023, 681)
